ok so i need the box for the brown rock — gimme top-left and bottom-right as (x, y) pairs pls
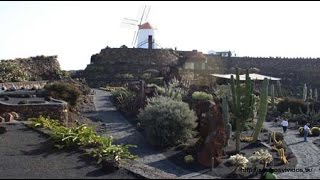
(198, 101), (226, 167)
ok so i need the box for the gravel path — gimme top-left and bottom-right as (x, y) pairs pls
(0, 123), (138, 179)
(263, 122), (320, 179)
(85, 89), (218, 179)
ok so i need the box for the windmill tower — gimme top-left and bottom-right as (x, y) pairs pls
(121, 5), (158, 49)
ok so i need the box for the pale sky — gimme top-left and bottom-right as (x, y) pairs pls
(1, 1), (320, 70)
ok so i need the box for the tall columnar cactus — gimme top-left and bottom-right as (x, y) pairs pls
(230, 68), (254, 152)
(222, 96), (232, 147)
(303, 83), (307, 101)
(271, 84), (275, 111)
(277, 81), (282, 97)
(315, 88), (318, 101)
(252, 78), (269, 142)
(309, 87), (313, 100)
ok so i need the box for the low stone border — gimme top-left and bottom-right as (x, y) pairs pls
(21, 121), (177, 179)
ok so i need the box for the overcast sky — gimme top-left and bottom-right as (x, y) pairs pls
(1, 1), (320, 70)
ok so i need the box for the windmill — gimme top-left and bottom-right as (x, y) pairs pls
(121, 5), (157, 49)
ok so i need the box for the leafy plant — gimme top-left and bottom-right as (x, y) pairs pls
(28, 116), (137, 164)
(110, 88), (138, 115)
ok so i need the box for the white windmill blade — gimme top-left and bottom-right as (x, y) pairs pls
(143, 6), (151, 22)
(138, 5), (147, 26)
(136, 5), (145, 22)
(122, 18), (139, 24)
(121, 18), (139, 28)
(120, 22), (137, 29)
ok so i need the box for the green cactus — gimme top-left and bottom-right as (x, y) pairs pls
(277, 81), (282, 97)
(222, 96), (232, 147)
(303, 83), (307, 101)
(271, 84), (275, 111)
(309, 87), (313, 100)
(225, 123), (232, 146)
(230, 68), (254, 152)
(315, 88), (318, 101)
(252, 78), (269, 142)
(299, 102), (320, 126)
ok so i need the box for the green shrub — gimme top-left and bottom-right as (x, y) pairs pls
(191, 91), (213, 101)
(138, 96), (197, 147)
(184, 155), (194, 164)
(311, 127), (320, 136)
(44, 82), (82, 106)
(111, 88), (137, 113)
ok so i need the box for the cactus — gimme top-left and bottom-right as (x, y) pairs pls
(252, 78), (269, 142)
(271, 84), (275, 111)
(299, 102), (320, 126)
(315, 88), (318, 101)
(309, 87), (313, 100)
(230, 68), (254, 152)
(222, 96), (232, 147)
(303, 83), (307, 101)
(277, 81), (282, 97)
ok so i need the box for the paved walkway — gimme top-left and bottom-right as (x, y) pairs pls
(263, 122), (320, 179)
(84, 89), (217, 179)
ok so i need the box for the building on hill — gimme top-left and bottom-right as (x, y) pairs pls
(136, 22), (158, 49)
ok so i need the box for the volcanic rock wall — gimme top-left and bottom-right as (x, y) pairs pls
(83, 48), (180, 87)
(82, 47), (320, 95)
(0, 55), (63, 82)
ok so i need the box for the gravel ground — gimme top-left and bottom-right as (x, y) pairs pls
(0, 123), (138, 179)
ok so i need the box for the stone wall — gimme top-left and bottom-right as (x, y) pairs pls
(83, 48), (180, 87)
(0, 55), (62, 82)
(0, 81), (48, 90)
(82, 47), (320, 95)
(0, 99), (68, 124)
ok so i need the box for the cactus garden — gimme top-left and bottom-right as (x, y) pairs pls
(98, 68), (306, 178)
